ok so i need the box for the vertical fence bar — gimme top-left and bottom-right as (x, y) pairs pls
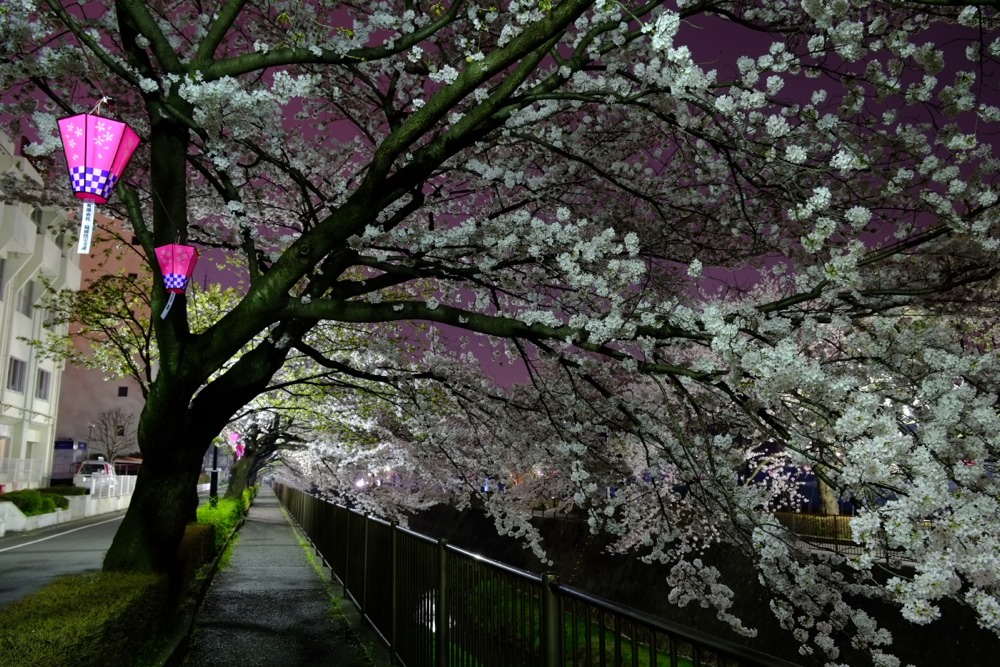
(343, 510), (350, 596)
(390, 522), (398, 665)
(362, 515), (370, 614)
(437, 539), (449, 667)
(542, 572), (562, 667)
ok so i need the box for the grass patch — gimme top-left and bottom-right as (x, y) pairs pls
(0, 572), (166, 667)
(217, 533), (239, 570)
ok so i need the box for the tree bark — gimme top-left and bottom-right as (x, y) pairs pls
(816, 470), (841, 516)
(102, 367), (219, 572)
(102, 446), (204, 572)
(225, 455), (252, 500)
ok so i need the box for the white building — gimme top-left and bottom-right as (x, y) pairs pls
(0, 135), (81, 492)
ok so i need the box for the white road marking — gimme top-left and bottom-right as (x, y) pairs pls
(0, 516), (123, 553)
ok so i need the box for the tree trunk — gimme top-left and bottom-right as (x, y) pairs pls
(103, 462), (202, 572)
(103, 382), (215, 572)
(225, 455), (252, 500)
(816, 470), (841, 516)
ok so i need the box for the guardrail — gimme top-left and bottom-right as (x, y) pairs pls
(86, 474), (137, 498)
(275, 484), (800, 667)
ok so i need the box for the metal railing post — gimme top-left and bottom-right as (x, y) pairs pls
(542, 572), (562, 667)
(362, 514), (370, 614)
(343, 512), (350, 596)
(390, 522), (399, 665)
(437, 538), (448, 667)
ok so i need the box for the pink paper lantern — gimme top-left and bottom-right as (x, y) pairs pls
(57, 113), (140, 204)
(154, 244), (199, 318)
(155, 244), (199, 293)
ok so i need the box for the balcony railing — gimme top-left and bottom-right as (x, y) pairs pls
(0, 458), (45, 490)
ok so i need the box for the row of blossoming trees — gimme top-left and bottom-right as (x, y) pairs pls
(4, 0), (1000, 664)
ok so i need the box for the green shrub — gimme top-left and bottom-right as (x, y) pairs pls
(196, 496), (244, 552)
(38, 495), (56, 513)
(0, 572), (166, 667)
(0, 489), (72, 516)
(0, 490), (43, 515)
(47, 493), (69, 510)
(41, 485), (88, 496)
(241, 486), (257, 512)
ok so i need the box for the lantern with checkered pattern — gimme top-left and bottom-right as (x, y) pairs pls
(154, 244), (199, 318)
(57, 109), (140, 254)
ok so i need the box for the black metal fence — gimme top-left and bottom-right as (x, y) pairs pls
(274, 484), (801, 667)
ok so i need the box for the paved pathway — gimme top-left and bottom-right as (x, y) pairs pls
(182, 490), (372, 667)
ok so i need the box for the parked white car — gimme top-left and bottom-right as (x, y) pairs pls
(73, 460), (116, 492)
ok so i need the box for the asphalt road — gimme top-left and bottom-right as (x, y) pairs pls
(0, 513), (125, 609)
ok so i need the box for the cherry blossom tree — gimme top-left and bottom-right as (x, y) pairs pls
(4, 1), (1000, 663)
(220, 411), (297, 500)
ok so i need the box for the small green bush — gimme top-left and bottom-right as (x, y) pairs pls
(38, 495), (56, 513)
(197, 496), (244, 552)
(0, 572), (166, 667)
(241, 486), (257, 512)
(41, 485), (88, 496)
(48, 493), (69, 510)
(0, 489), (72, 515)
(0, 490), (43, 515)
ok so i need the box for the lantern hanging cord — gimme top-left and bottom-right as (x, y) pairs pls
(89, 96), (114, 117)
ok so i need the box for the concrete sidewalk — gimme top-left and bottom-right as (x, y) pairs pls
(180, 490), (377, 667)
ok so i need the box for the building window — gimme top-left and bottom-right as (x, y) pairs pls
(131, 235), (140, 245)
(16, 280), (34, 316)
(0, 257), (5, 295)
(7, 358), (27, 393)
(118, 386), (128, 397)
(127, 272), (138, 280)
(35, 369), (51, 400)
